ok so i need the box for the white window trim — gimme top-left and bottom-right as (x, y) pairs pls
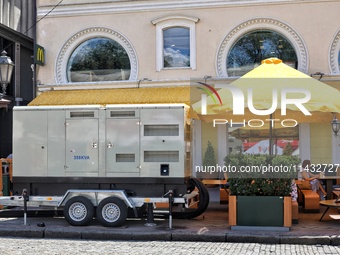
(152, 15), (199, 72)
(56, 27), (138, 83)
(329, 28), (340, 74)
(216, 18), (308, 77)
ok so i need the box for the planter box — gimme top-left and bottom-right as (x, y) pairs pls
(229, 195), (292, 229)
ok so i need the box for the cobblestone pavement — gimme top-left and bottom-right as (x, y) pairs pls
(0, 238), (340, 255)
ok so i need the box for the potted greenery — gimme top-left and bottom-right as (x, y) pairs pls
(225, 154), (300, 229)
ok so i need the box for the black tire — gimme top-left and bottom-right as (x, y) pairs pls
(172, 178), (210, 219)
(63, 196), (94, 226)
(96, 197), (127, 227)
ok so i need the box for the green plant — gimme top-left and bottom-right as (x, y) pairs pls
(283, 142), (293, 156)
(203, 141), (217, 167)
(225, 154), (300, 196)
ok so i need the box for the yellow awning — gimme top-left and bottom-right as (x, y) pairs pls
(29, 86), (191, 106)
(192, 58), (340, 123)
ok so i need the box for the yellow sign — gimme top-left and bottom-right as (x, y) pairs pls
(34, 44), (45, 66)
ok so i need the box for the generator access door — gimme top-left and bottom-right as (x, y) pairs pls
(105, 108), (140, 177)
(65, 110), (99, 176)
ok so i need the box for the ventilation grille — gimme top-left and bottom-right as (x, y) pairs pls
(116, 154), (135, 162)
(144, 125), (179, 136)
(70, 111), (95, 118)
(110, 111), (136, 118)
(144, 151), (179, 162)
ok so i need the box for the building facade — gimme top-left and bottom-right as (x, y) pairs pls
(34, 0), (340, 173)
(0, 0), (35, 157)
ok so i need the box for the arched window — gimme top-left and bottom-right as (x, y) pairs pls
(227, 30), (297, 77)
(330, 28), (340, 74)
(67, 37), (131, 82)
(216, 18), (308, 77)
(56, 27), (138, 83)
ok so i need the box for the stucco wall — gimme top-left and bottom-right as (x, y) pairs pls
(35, 0), (340, 85)
(310, 123), (332, 164)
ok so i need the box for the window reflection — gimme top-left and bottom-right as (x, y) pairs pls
(227, 30), (297, 77)
(228, 126), (299, 156)
(163, 27), (190, 68)
(67, 38), (131, 82)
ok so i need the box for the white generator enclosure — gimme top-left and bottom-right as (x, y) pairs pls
(12, 104), (192, 197)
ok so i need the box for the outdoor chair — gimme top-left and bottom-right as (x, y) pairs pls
(296, 180), (320, 212)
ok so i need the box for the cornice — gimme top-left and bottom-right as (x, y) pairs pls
(36, 76), (239, 92)
(37, 0), (338, 18)
(36, 79), (192, 92)
(0, 23), (33, 49)
(151, 15), (199, 25)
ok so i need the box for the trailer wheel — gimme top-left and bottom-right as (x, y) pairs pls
(96, 197), (127, 227)
(172, 178), (210, 219)
(63, 196), (94, 226)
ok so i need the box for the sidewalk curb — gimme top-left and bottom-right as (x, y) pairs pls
(226, 234), (280, 244)
(172, 233), (226, 242)
(0, 226), (339, 246)
(0, 226), (44, 238)
(280, 236), (331, 245)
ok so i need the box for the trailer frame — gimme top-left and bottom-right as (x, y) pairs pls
(0, 188), (199, 227)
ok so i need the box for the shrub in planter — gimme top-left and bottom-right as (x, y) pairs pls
(224, 154), (300, 196)
(225, 154), (300, 227)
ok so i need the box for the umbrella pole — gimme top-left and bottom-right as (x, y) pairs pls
(269, 113), (273, 156)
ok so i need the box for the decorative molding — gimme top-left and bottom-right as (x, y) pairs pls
(37, 0), (336, 18)
(216, 18), (309, 77)
(329, 28), (340, 74)
(151, 15), (199, 25)
(55, 27), (138, 83)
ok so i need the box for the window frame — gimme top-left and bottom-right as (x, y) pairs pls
(329, 28), (340, 74)
(66, 37), (132, 83)
(216, 18), (308, 77)
(226, 30), (298, 77)
(152, 15), (199, 71)
(56, 27), (138, 83)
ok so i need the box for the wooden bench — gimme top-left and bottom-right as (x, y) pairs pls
(300, 189), (320, 212)
(296, 180), (320, 212)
